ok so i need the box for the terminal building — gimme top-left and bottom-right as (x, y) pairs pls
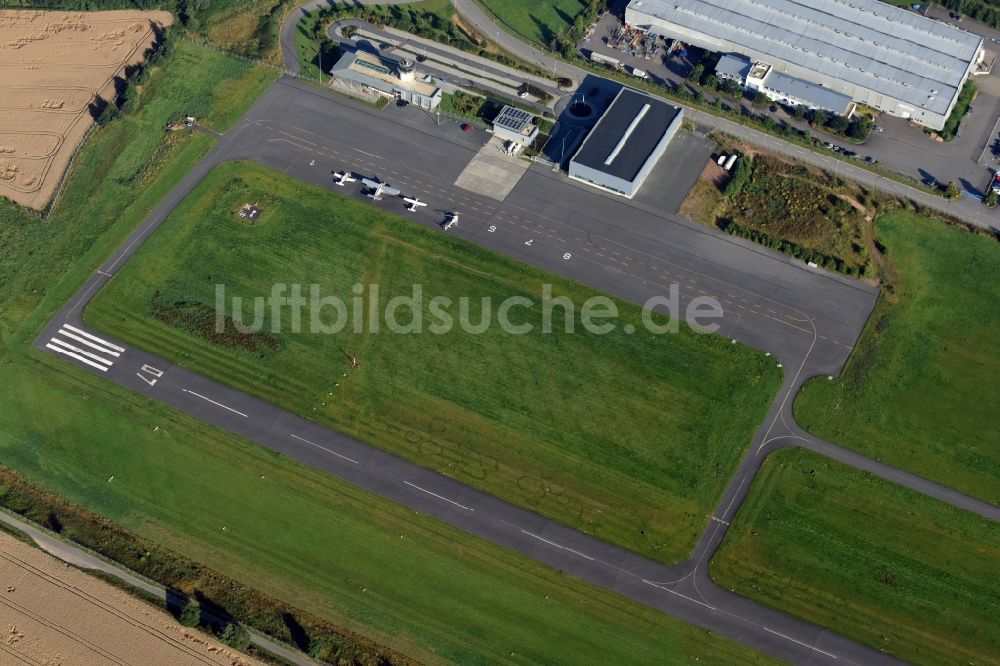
(329, 48), (442, 110)
(569, 88), (683, 198)
(625, 0), (986, 130)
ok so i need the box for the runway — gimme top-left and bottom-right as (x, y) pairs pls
(36, 76), (990, 664)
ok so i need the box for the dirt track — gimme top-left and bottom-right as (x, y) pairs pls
(0, 530), (264, 665)
(0, 9), (173, 210)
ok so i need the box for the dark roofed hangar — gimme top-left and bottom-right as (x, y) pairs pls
(569, 88), (683, 198)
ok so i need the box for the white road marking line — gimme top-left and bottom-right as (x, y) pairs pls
(403, 481), (473, 511)
(289, 433), (359, 464)
(354, 148), (378, 158)
(61, 324), (125, 353)
(641, 580), (717, 610)
(762, 627), (839, 658)
(521, 530), (594, 561)
(55, 329), (122, 357)
(181, 389), (248, 418)
(45, 344), (108, 371)
(711, 516), (730, 525)
(47, 338), (113, 366)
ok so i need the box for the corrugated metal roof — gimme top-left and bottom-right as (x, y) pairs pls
(627, 0), (982, 115)
(763, 70), (854, 113)
(716, 53), (752, 80)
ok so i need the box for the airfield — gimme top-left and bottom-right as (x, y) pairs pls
(36, 76), (1000, 664)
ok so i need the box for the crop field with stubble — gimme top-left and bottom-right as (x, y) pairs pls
(86, 161), (783, 563)
(0, 9), (173, 210)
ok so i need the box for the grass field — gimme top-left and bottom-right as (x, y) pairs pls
(795, 211), (1000, 504)
(0, 355), (779, 665)
(710, 448), (1000, 665)
(478, 0), (587, 45)
(85, 162), (781, 564)
(0, 34), (786, 665)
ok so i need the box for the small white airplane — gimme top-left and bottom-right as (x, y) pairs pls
(402, 196), (427, 212)
(333, 171), (356, 186)
(361, 177), (400, 201)
(442, 212), (459, 231)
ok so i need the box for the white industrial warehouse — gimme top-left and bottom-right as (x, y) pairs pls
(625, 0), (987, 130)
(569, 88), (683, 198)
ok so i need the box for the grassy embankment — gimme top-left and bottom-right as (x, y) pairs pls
(711, 448), (1000, 665)
(796, 210), (1000, 504)
(477, 0), (587, 45)
(86, 161), (782, 564)
(0, 33), (777, 666)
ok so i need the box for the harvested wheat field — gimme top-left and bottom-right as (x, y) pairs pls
(0, 530), (263, 665)
(0, 9), (173, 210)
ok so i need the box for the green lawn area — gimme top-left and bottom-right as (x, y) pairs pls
(0, 354), (777, 665)
(478, 0), (587, 45)
(85, 162), (781, 564)
(710, 448), (1000, 665)
(795, 211), (1000, 504)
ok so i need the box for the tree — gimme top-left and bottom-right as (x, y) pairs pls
(179, 602), (201, 628)
(686, 63), (704, 83)
(751, 90), (769, 107)
(985, 190), (997, 207)
(792, 105), (806, 120)
(944, 181), (962, 200)
(827, 114), (850, 133)
(812, 109), (829, 127)
(719, 78), (743, 98)
(219, 622), (251, 651)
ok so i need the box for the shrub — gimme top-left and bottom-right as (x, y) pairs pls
(180, 602), (202, 627)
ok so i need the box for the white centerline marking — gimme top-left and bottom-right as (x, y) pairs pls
(403, 481), (474, 511)
(641, 580), (717, 611)
(45, 344), (108, 372)
(521, 530), (594, 561)
(289, 433), (359, 464)
(48, 338), (113, 366)
(181, 389), (248, 417)
(763, 627), (839, 658)
(61, 324), (125, 352)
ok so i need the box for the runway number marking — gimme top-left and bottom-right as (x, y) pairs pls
(525, 239), (533, 246)
(563, 253), (572, 260)
(137, 364), (164, 387)
(488, 225), (497, 233)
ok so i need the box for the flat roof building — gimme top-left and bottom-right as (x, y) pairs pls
(330, 49), (442, 110)
(492, 105), (539, 146)
(625, 0), (985, 130)
(569, 87), (683, 198)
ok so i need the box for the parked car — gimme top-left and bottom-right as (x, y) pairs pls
(843, 150), (858, 158)
(873, 125), (884, 133)
(865, 156), (879, 165)
(966, 105), (975, 115)
(461, 123), (472, 133)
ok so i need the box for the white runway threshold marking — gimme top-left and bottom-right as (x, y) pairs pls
(289, 433), (359, 464)
(46, 324), (124, 372)
(403, 481), (474, 511)
(521, 529), (594, 561)
(763, 627), (839, 659)
(181, 389), (248, 418)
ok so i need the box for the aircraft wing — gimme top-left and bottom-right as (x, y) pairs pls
(361, 178), (380, 188)
(382, 185), (401, 196)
